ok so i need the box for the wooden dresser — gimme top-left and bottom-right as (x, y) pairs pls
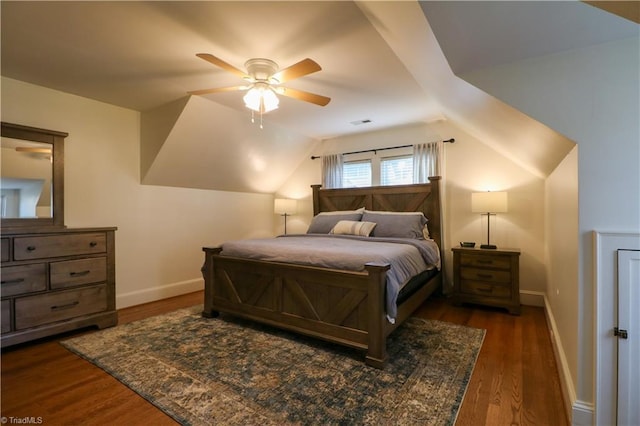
(451, 246), (521, 315)
(1, 227), (117, 347)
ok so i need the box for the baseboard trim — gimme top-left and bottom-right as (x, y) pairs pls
(572, 400), (595, 426)
(117, 278), (204, 309)
(543, 294), (594, 425)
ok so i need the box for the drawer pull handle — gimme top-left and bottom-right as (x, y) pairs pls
(1, 278), (25, 285)
(89, 241), (98, 247)
(476, 273), (493, 279)
(51, 301), (79, 311)
(70, 270), (91, 277)
(27, 246), (36, 252)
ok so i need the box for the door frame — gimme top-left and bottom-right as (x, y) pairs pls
(593, 232), (640, 425)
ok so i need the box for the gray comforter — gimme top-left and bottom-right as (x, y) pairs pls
(220, 234), (441, 321)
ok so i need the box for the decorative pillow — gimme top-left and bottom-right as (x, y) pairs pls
(361, 210), (428, 239)
(306, 209), (364, 234)
(330, 220), (377, 237)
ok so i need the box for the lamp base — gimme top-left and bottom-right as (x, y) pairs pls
(480, 244), (497, 249)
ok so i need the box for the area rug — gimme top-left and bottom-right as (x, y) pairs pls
(62, 306), (485, 426)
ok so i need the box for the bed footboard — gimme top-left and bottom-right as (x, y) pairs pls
(202, 246), (391, 367)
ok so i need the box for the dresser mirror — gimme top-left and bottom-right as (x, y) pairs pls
(1, 122), (67, 228)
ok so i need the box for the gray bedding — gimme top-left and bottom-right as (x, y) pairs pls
(220, 234), (441, 320)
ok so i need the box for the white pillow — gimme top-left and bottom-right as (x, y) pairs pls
(330, 220), (377, 237)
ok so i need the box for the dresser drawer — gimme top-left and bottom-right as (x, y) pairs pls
(15, 285), (108, 330)
(13, 233), (106, 260)
(461, 281), (512, 299)
(460, 267), (511, 283)
(50, 257), (107, 289)
(1, 300), (11, 333)
(460, 254), (511, 270)
(1, 264), (47, 297)
(1, 238), (9, 262)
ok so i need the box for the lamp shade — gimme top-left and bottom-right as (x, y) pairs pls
(471, 191), (508, 213)
(274, 198), (297, 215)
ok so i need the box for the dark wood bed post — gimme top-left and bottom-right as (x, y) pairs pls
(201, 247), (222, 318)
(311, 184), (322, 216)
(364, 262), (391, 368)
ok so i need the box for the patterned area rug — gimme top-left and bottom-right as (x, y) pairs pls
(62, 306), (484, 426)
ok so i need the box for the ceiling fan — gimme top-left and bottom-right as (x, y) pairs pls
(188, 53), (331, 115)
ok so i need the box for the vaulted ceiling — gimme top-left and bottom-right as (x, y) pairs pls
(2, 1), (636, 193)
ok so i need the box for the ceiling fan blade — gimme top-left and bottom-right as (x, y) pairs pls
(188, 85), (248, 96)
(272, 58), (321, 83)
(279, 87), (331, 107)
(196, 53), (247, 79)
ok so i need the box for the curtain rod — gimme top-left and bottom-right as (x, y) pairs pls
(310, 138), (455, 160)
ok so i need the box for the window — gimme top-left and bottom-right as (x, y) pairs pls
(381, 155), (413, 186)
(343, 160), (372, 188)
(342, 147), (413, 187)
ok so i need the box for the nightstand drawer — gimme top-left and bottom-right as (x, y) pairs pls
(1, 264), (47, 297)
(460, 267), (511, 283)
(15, 285), (108, 330)
(461, 280), (511, 298)
(460, 254), (510, 270)
(50, 257), (107, 289)
(13, 233), (106, 261)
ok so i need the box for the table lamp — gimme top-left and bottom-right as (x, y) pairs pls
(274, 198), (297, 234)
(471, 191), (508, 249)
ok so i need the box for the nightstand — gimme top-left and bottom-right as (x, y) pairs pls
(451, 247), (521, 315)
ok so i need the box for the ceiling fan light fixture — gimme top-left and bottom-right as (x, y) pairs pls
(243, 83), (279, 113)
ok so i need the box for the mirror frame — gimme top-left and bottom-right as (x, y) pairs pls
(1, 122), (67, 229)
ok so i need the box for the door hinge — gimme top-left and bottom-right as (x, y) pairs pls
(614, 327), (629, 339)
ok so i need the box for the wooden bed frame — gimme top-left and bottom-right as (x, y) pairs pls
(201, 176), (443, 368)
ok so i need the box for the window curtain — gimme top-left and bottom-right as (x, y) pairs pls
(413, 141), (442, 183)
(321, 154), (343, 188)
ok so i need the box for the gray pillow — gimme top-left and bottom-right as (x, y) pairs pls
(361, 210), (428, 239)
(307, 210), (363, 234)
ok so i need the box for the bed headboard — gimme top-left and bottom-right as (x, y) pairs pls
(311, 176), (442, 249)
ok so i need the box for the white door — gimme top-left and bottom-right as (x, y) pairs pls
(617, 249), (640, 425)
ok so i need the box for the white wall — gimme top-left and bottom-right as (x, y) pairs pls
(545, 146), (579, 414)
(463, 36), (640, 420)
(1, 77), (275, 308)
(278, 121), (547, 300)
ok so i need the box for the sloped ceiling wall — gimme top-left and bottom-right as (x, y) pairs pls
(358, 1), (576, 178)
(141, 95), (316, 193)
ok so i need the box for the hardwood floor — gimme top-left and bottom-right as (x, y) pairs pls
(1, 291), (568, 425)
(414, 298), (569, 426)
